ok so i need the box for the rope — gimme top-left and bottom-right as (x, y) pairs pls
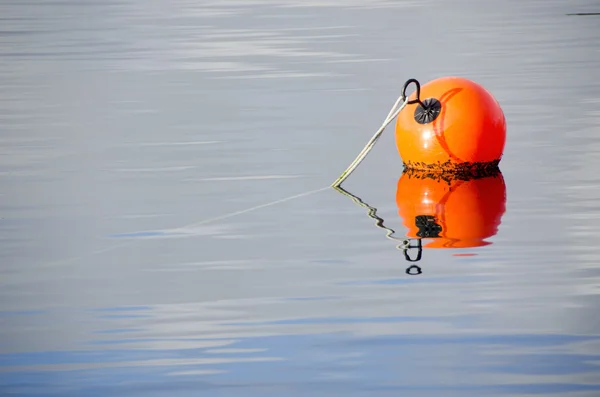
(171, 186), (329, 232)
(331, 92), (409, 187)
(43, 82), (414, 267)
(42, 186), (330, 268)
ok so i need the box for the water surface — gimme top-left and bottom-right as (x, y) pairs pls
(2, 0), (600, 396)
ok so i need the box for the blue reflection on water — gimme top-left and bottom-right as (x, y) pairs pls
(1, 333), (599, 396)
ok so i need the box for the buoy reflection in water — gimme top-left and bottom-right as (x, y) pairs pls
(396, 169), (506, 250)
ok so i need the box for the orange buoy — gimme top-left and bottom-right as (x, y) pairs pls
(396, 169), (506, 249)
(395, 77), (506, 172)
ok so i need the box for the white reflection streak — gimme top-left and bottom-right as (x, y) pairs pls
(0, 357), (284, 373)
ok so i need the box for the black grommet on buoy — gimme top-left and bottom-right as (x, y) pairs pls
(414, 98), (441, 124)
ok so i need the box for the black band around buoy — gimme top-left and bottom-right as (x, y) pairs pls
(402, 78), (442, 125)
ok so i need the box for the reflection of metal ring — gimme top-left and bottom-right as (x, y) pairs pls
(406, 265), (422, 275)
(403, 248), (422, 262)
(403, 240), (422, 262)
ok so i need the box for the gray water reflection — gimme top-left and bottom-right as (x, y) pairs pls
(2, 0), (600, 396)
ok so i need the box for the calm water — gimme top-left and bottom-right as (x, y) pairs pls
(1, 0), (600, 396)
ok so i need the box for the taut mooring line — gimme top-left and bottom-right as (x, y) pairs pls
(172, 186), (330, 231)
(331, 84), (413, 187)
(44, 80), (417, 267)
(42, 186), (330, 267)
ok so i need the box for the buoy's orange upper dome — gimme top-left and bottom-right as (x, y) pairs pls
(395, 76), (506, 171)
